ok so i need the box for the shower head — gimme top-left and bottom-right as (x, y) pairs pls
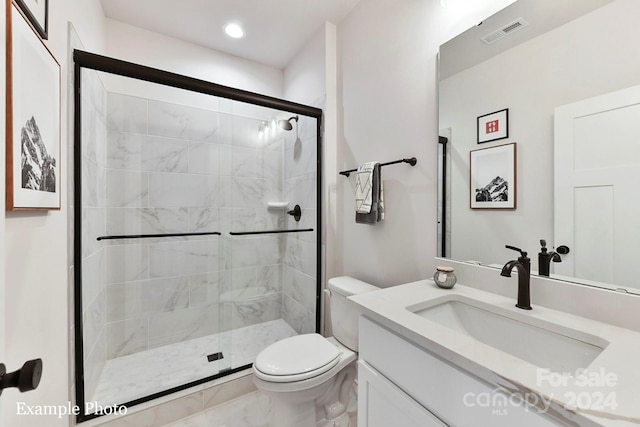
(278, 116), (298, 131)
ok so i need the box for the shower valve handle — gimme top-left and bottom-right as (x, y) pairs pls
(287, 205), (302, 222)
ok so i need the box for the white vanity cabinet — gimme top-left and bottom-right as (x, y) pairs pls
(358, 360), (446, 427)
(357, 316), (562, 427)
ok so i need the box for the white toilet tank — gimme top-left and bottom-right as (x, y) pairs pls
(327, 276), (379, 351)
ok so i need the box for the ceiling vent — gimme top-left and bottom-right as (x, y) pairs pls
(481, 18), (529, 45)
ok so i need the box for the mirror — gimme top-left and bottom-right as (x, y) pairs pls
(438, 0), (640, 294)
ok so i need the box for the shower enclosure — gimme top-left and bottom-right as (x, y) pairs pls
(73, 51), (321, 421)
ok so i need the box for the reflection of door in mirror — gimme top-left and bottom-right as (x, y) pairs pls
(555, 84), (640, 289)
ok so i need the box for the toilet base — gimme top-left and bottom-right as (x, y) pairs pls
(317, 411), (351, 427)
(315, 364), (355, 424)
(269, 396), (317, 427)
(267, 397), (352, 427)
(257, 362), (356, 427)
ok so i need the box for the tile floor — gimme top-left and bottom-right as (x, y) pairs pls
(166, 387), (358, 427)
(167, 391), (270, 427)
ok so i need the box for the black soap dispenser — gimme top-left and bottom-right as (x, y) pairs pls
(538, 239), (551, 276)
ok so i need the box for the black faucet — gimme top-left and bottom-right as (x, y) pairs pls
(538, 239), (561, 277)
(501, 245), (532, 310)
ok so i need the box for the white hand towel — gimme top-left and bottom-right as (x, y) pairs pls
(355, 162), (377, 213)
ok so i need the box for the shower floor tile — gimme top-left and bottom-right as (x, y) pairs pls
(92, 319), (297, 406)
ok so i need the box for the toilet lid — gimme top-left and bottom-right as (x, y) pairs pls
(254, 333), (340, 377)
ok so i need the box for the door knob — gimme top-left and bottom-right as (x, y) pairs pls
(0, 359), (43, 396)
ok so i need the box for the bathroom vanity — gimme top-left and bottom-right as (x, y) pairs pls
(350, 280), (640, 427)
(357, 317), (565, 426)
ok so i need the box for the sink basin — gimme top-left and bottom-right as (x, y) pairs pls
(407, 297), (607, 374)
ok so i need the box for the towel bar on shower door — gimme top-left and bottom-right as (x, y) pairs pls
(229, 229), (313, 236)
(96, 231), (222, 241)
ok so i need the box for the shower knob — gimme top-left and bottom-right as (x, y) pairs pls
(0, 358), (43, 396)
(287, 205), (302, 222)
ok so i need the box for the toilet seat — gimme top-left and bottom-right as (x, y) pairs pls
(254, 334), (340, 383)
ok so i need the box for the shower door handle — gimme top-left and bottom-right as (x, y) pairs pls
(0, 358), (43, 396)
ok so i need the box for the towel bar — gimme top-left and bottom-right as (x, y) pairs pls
(339, 157), (417, 177)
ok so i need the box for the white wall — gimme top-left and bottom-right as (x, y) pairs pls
(106, 20), (284, 98)
(323, 24), (339, 293)
(335, 0), (515, 287)
(4, 1), (106, 427)
(284, 27), (326, 105)
(440, 0), (640, 266)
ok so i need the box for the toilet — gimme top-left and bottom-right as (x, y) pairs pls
(252, 276), (379, 427)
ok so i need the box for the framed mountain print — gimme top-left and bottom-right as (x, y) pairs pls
(470, 143), (516, 210)
(6, 2), (60, 210)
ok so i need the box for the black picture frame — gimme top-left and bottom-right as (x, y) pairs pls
(6, 1), (60, 210)
(477, 108), (509, 144)
(14, 0), (48, 39)
(470, 142), (516, 210)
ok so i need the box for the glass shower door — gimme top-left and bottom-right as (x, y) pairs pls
(78, 69), (230, 410)
(74, 50), (321, 421)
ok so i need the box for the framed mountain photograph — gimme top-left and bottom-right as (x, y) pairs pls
(6, 2), (61, 210)
(470, 143), (516, 210)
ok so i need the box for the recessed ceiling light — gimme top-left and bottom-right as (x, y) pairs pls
(224, 23), (245, 39)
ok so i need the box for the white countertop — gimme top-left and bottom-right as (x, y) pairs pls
(349, 279), (640, 426)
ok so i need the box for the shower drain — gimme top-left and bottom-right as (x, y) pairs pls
(207, 352), (224, 362)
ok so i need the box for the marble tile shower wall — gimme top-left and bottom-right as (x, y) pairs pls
(282, 113), (318, 334)
(103, 93), (289, 361)
(81, 68), (108, 400)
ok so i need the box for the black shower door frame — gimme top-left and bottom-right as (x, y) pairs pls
(72, 50), (323, 423)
